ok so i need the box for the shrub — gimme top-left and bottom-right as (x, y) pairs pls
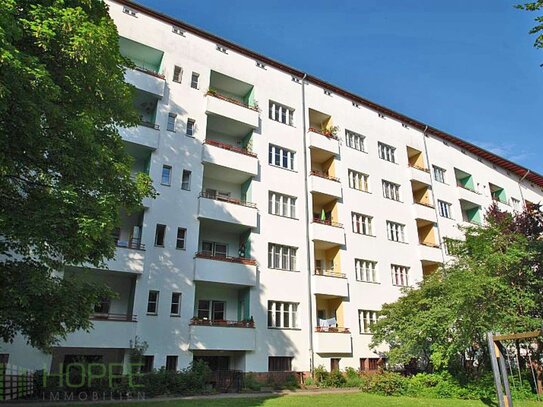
(313, 365), (329, 385)
(323, 369), (346, 388)
(360, 372), (408, 396)
(243, 373), (262, 391)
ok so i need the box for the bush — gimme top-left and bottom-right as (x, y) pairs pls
(323, 369), (347, 388)
(360, 372), (408, 396)
(313, 365), (329, 385)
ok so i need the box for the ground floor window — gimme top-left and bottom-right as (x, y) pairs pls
(330, 358), (340, 371)
(268, 356), (293, 372)
(360, 357), (384, 372)
(165, 355), (178, 372)
(194, 356), (229, 371)
(142, 355), (154, 373)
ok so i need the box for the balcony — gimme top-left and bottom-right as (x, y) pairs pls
(312, 219), (345, 247)
(125, 67), (165, 98)
(202, 140), (258, 178)
(313, 269), (348, 297)
(409, 165), (431, 184)
(413, 202), (436, 222)
(418, 242), (443, 263)
(309, 171), (342, 199)
(308, 128), (339, 156)
(60, 317), (137, 349)
(314, 329), (352, 354)
(118, 124), (159, 150)
(189, 319), (256, 351)
(206, 92), (259, 129)
(105, 241), (145, 274)
(198, 193), (257, 228)
(194, 253), (256, 286)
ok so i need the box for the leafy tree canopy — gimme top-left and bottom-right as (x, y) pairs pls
(517, 1), (543, 50)
(370, 204), (543, 375)
(0, 0), (153, 350)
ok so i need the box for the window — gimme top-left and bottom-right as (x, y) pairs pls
(186, 119), (195, 137)
(352, 212), (373, 236)
(268, 192), (296, 218)
(268, 357), (293, 372)
(190, 72), (199, 89)
(166, 356), (178, 372)
(154, 224), (166, 247)
(172, 66), (183, 83)
(348, 170), (369, 192)
(391, 264), (409, 287)
(147, 291), (159, 314)
(331, 358), (340, 371)
(355, 259), (378, 283)
(94, 297), (111, 314)
(268, 243), (297, 271)
(167, 113), (176, 132)
(122, 6), (137, 17)
(197, 300), (225, 320)
(360, 310), (378, 334)
(176, 228), (186, 250)
(267, 301), (298, 329)
(382, 180), (401, 201)
(170, 292), (181, 316)
(378, 142), (396, 163)
(438, 200), (452, 219)
(161, 165), (172, 186)
(172, 26), (184, 36)
(387, 221), (406, 242)
(360, 358), (382, 372)
(216, 44), (228, 53)
(433, 165), (446, 183)
(141, 356), (154, 373)
(268, 144), (295, 170)
(202, 241), (227, 257)
(345, 130), (366, 152)
(181, 170), (191, 190)
(512, 197), (520, 210)
(443, 238), (459, 256)
(269, 101), (294, 126)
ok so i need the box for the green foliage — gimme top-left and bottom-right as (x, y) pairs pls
(516, 1), (543, 50)
(323, 369), (347, 388)
(0, 0), (154, 350)
(313, 365), (329, 384)
(370, 204), (543, 375)
(360, 372), (408, 396)
(243, 373), (262, 391)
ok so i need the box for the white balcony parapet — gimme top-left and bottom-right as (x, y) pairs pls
(312, 270), (349, 297)
(198, 193), (258, 228)
(206, 92), (259, 128)
(309, 171), (342, 199)
(314, 329), (352, 354)
(60, 317), (137, 349)
(202, 141), (258, 177)
(312, 220), (345, 246)
(194, 254), (257, 286)
(189, 321), (256, 351)
(125, 67), (165, 98)
(118, 124), (159, 150)
(308, 129), (339, 156)
(413, 202), (437, 222)
(409, 165), (432, 184)
(104, 242), (145, 274)
(418, 242), (443, 263)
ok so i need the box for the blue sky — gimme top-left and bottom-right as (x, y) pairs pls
(136, 0), (543, 173)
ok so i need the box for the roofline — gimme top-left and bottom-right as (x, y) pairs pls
(111, 0), (543, 189)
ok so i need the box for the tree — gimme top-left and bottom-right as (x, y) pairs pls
(0, 0), (153, 350)
(370, 204), (543, 378)
(517, 1), (543, 50)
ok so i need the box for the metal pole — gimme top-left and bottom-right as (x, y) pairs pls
(497, 342), (513, 407)
(488, 332), (507, 407)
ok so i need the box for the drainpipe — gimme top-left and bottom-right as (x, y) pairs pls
(518, 170), (530, 207)
(420, 125), (446, 264)
(300, 73), (315, 375)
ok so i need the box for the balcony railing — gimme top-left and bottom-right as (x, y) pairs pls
(199, 192), (257, 209)
(190, 318), (255, 328)
(408, 163), (430, 173)
(140, 120), (160, 130)
(204, 139), (257, 157)
(195, 251), (257, 266)
(414, 201), (435, 209)
(115, 237), (145, 251)
(133, 65), (165, 80)
(308, 127), (339, 141)
(314, 268), (346, 279)
(206, 90), (259, 111)
(315, 326), (350, 333)
(91, 313), (137, 322)
(419, 241), (440, 248)
(309, 170), (340, 182)
(313, 218), (343, 228)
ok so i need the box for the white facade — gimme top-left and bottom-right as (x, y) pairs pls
(3, 0), (543, 375)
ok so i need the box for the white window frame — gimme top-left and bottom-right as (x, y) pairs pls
(268, 243), (297, 271)
(345, 130), (366, 152)
(147, 290), (159, 314)
(438, 200), (452, 219)
(352, 212), (373, 236)
(269, 101), (294, 126)
(387, 221), (406, 242)
(391, 264), (409, 287)
(433, 165), (446, 183)
(268, 144), (295, 171)
(378, 142), (396, 163)
(382, 180), (401, 201)
(268, 301), (298, 329)
(359, 310), (378, 334)
(181, 170), (191, 191)
(348, 170), (369, 192)
(355, 259), (378, 283)
(161, 165), (172, 186)
(176, 227), (186, 250)
(186, 119), (195, 137)
(170, 292), (181, 316)
(268, 191), (296, 218)
(190, 72), (199, 89)
(167, 113), (176, 132)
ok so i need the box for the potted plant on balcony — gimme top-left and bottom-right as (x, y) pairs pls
(321, 125), (339, 138)
(206, 88), (218, 96)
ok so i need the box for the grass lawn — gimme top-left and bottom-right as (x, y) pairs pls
(90, 392), (543, 407)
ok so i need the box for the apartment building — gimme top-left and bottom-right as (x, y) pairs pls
(3, 0), (543, 375)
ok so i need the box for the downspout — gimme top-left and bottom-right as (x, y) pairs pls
(420, 125), (446, 264)
(518, 170), (530, 207)
(300, 73), (315, 375)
